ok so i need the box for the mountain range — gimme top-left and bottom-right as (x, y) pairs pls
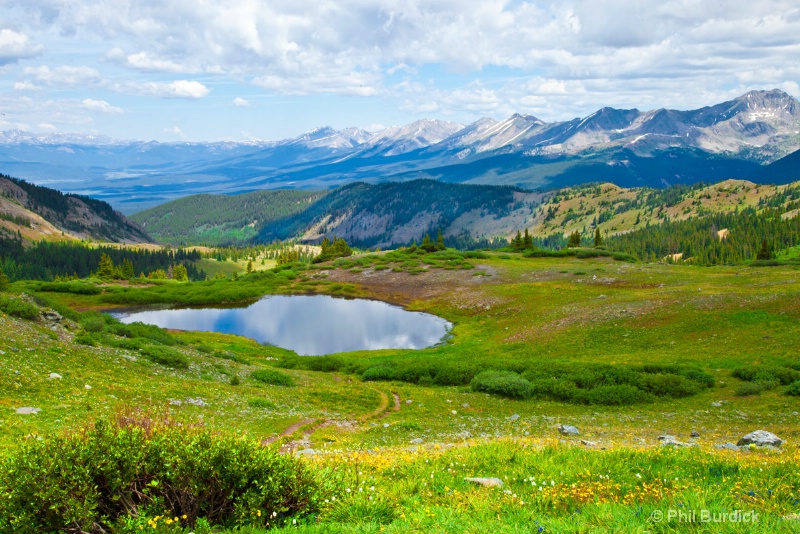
(0, 89), (798, 213)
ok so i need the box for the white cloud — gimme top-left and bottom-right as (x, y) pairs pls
(163, 126), (187, 139)
(0, 29), (44, 65)
(82, 98), (123, 113)
(6, 0), (800, 134)
(232, 97), (249, 107)
(110, 79), (210, 99)
(22, 65), (103, 87)
(13, 81), (40, 91)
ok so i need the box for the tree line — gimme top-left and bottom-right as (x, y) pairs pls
(0, 238), (206, 281)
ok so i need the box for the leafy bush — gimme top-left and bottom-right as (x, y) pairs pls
(432, 362), (479, 386)
(140, 345), (189, 369)
(0, 410), (319, 532)
(80, 312), (107, 332)
(576, 385), (654, 406)
(248, 398), (277, 409)
(38, 281), (101, 295)
(362, 364), (395, 381)
(529, 378), (580, 402)
(732, 365), (800, 385)
(735, 381), (777, 396)
(470, 370), (534, 399)
(784, 381), (800, 396)
(251, 368), (296, 387)
(638, 373), (702, 398)
(0, 295), (40, 319)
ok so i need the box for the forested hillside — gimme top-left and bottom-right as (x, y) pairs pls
(0, 173), (150, 243)
(130, 189), (327, 246)
(255, 180), (539, 248)
(0, 239), (205, 281)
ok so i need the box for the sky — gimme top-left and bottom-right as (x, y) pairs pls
(0, 0), (798, 142)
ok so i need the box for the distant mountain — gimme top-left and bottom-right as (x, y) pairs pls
(0, 173), (151, 244)
(746, 148), (800, 185)
(0, 89), (797, 212)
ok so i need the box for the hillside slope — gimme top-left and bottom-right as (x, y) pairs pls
(0, 174), (151, 244)
(130, 189), (327, 246)
(136, 178), (800, 250)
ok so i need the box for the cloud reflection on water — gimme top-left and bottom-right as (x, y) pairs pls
(114, 295), (450, 356)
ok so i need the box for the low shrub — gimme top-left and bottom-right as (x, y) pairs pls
(38, 281), (101, 295)
(140, 345), (189, 369)
(362, 364), (395, 381)
(638, 373), (702, 398)
(735, 381), (777, 396)
(432, 362), (479, 386)
(785, 381), (800, 396)
(732, 365), (800, 385)
(577, 385), (654, 406)
(470, 370), (534, 399)
(248, 398), (277, 409)
(0, 409), (319, 532)
(0, 295), (40, 320)
(251, 368), (296, 387)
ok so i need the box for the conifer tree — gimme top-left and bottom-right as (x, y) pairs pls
(97, 253), (115, 280)
(567, 231), (581, 248)
(0, 266), (9, 291)
(594, 228), (603, 247)
(523, 228), (533, 250)
(173, 264), (189, 282)
(756, 238), (772, 260)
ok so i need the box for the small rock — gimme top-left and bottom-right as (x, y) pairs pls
(49, 373), (62, 380)
(711, 400), (730, 407)
(383, 423), (389, 428)
(558, 424), (579, 436)
(405, 400), (413, 405)
(16, 407), (40, 415)
(509, 414), (520, 422)
(690, 430), (700, 438)
(295, 449), (316, 456)
(461, 403), (470, 409)
(446, 400), (452, 403)
(597, 295), (607, 299)
(84, 384), (92, 390)
(451, 410), (457, 416)
(169, 400), (182, 406)
(410, 438), (424, 444)
(737, 430), (782, 448)
(581, 440), (598, 447)
(715, 443), (741, 451)
(41, 310), (63, 322)
(464, 477), (504, 488)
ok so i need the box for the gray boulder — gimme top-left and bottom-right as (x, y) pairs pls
(558, 424), (579, 436)
(737, 430), (782, 448)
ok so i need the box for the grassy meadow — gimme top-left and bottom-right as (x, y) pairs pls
(1, 250), (800, 531)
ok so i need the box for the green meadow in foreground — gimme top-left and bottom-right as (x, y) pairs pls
(1, 250), (800, 531)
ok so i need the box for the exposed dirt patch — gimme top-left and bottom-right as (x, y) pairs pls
(326, 266), (502, 307)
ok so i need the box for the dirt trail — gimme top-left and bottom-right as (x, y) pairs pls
(261, 418), (316, 446)
(360, 387), (389, 420)
(380, 392), (401, 419)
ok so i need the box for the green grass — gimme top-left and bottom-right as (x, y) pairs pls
(3, 252), (800, 531)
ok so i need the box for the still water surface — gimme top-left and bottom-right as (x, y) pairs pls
(113, 295), (451, 356)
